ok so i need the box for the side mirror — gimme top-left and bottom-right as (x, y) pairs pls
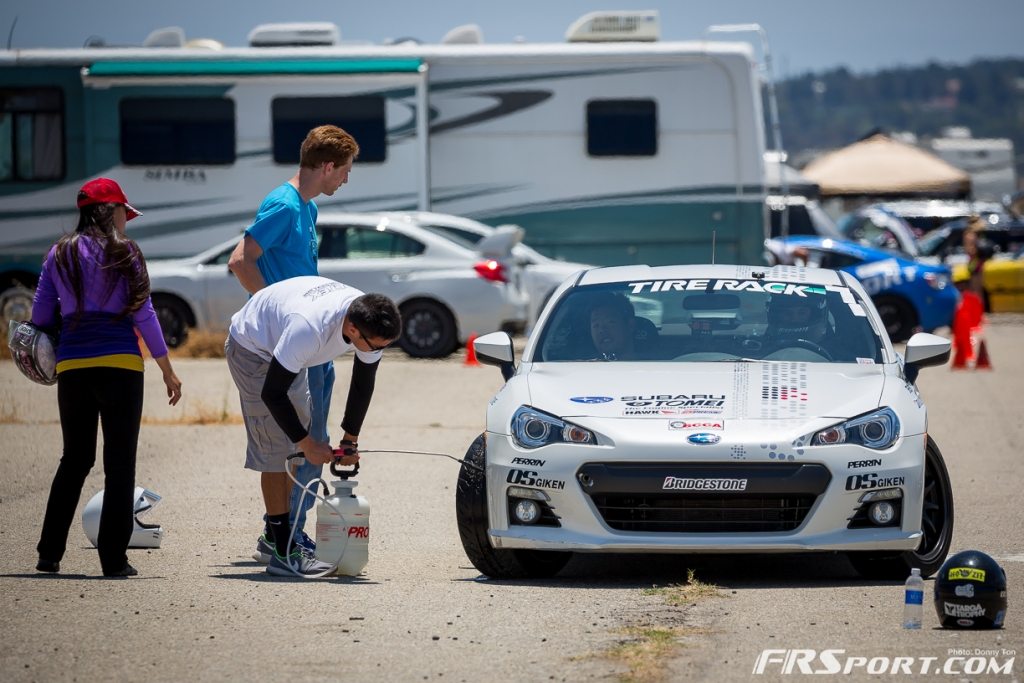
(903, 332), (951, 383)
(474, 331), (516, 380)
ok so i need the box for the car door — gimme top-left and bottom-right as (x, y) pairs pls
(316, 223), (427, 295)
(200, 243), (250, 327)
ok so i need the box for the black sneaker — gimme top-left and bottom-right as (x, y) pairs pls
(103, 564), (138, 578)
(36, 559), (59, 573)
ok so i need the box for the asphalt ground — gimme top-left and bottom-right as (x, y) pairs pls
(1, 320), (1022, 682)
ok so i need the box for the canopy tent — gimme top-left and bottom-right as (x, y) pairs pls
(802, 134), (971, 198)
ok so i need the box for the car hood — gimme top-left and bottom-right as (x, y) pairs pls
(524, 363), (886, 422)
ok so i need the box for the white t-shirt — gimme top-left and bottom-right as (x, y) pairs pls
(229, 276), (383, 373)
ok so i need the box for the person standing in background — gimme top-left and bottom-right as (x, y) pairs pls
(32, 178), (182, 578)
(227, 125), (359, 563)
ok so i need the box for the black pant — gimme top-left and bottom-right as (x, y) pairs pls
(37, 367), (144, 573)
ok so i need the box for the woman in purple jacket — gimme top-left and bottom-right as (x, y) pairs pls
(31, 178), (183, 577)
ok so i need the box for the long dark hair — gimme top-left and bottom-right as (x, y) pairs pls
(51, 202), (151, 319)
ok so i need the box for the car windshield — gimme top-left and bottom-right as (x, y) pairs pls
(535, 279), (885, 364)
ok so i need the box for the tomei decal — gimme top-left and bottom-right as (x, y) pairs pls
(847, 459), (883, 469)
(627, 280), (827, 297)
(663, 477), (748, 491)
(687, 433), (721, 445)
(954, 584), (975, 598)
(669, 420), (724, 431)
(948, 567), (986, 582)
(506, 469), (565, 490)
(844, 473), (906, 491)
(511, 457), (546, 467)
(621, 394), (725, 407)
(570, 396), (613, 404)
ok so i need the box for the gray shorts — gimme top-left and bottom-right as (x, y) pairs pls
(225, 335), (311, 473)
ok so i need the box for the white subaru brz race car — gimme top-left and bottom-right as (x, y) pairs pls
(456, 264), (954, 580)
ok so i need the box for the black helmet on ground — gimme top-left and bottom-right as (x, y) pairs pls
(933, 550), (1007, 629)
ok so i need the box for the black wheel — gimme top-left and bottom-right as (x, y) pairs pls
(152, 295), (191, 348)
(848, 436), (954, 580)
(398, 299), (458, 358)
(0, 285), (35, 326)
(455, 434), (572, 579)
(873, 295), (917, 343)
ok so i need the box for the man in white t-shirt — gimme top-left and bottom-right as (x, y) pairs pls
(225, 276), (401, 576)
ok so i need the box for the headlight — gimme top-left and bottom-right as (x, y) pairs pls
(812, 407), (900, 450)
(512, 406), (594, 449)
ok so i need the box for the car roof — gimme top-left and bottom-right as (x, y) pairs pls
(574, 263), (848, 287)
(775, 235), (911, 262)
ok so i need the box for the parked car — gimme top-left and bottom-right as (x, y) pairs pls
(836, 205), (920, 257)
(767, 195), (842, 239)
(384, 211), (590, 327)
(764, 236), (959, 342)
(457, 263), (954, 579)
(952, 252), (1024, 313)
(917, 213), (1024, 264)
(867, 199), (1004, 237)
(146, 212), (529, 357)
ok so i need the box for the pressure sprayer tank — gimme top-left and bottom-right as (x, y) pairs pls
(315, 461), (369, 576)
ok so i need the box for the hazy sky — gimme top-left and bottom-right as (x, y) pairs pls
(2, 0), (1022, 77)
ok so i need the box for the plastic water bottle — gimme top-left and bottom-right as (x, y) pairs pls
(314, 479), (370, 576)
(903, 568), (924, 629)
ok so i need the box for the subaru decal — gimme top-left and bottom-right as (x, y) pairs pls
(687, 433), (721, 445)
(570, 396), (613, 404)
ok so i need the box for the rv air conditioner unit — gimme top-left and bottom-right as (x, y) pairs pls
(143, 27), (186, 48)
(248, 22), (340, 47)
(565, 10), (660, 42)
(441, 24), (484, 44)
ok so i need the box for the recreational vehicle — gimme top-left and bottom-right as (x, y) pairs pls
(0, 11), (769, 318)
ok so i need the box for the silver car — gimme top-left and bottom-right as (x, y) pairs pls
(383, 211), (590, 329)
(146, 212), (529, 358)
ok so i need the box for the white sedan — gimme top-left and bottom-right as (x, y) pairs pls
(146, 212), (529, 357)
(383, 211), (590, 328)
(457, 264), (954, 579)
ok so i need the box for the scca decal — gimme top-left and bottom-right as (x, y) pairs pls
(669, 420), (724, 430)
(506, 469), (565, 490)
(844, 473), (905, 491)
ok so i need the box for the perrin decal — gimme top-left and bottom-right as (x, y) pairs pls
(947, 567), (986, 582)
(663, 477), (747, 491)
(687, 433), (721, 445)
(847, 458), (883, 469)
(570, 396), (613, 404)
(510, 457), (546, 467)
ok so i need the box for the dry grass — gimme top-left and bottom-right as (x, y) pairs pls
(167, 329), (228, 359)
(142, 399), (242, 425)
(640, 568), (723, 606)
(598, 625), (714, 683)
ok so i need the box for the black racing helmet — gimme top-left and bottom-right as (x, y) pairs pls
(934, 550), (1007, 629)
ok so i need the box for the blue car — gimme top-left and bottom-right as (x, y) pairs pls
(765, 236), (959, 342)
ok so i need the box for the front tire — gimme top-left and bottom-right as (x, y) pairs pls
(847, 436), (954, 579)
(455, 434), (571, 579)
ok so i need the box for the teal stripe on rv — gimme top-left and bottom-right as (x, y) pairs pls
(86, 59), (423, 77)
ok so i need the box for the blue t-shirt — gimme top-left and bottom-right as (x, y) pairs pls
(245, 183), (319, 285)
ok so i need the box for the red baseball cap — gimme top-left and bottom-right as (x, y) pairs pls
(77, 178), (142, 220)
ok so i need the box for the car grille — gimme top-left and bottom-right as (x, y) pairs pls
(578, 462), (830, 533)
(589, 493), (816, 532)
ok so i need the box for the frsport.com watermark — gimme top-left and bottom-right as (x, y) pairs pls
(752, 648), (1017, 675)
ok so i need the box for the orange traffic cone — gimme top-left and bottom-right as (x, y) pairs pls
(464, 332), (481, 366)
(972, 325), (992, 369)
(951, 292), (984, 370)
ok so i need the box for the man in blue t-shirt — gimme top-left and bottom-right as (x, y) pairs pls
(228, 124), (359, 563)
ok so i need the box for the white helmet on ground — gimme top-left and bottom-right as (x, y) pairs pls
(82, 487), (164, 548)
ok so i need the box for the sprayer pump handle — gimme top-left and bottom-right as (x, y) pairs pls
(330, 449), (360, 479)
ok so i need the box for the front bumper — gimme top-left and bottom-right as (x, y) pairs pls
(484, 433), (925, 554)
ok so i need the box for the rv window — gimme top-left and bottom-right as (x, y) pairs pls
(272, 97), (386, 164)
(120, 98), (235, 165)
(0, 88), (64, 182)
(586, 99), (657, 157)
